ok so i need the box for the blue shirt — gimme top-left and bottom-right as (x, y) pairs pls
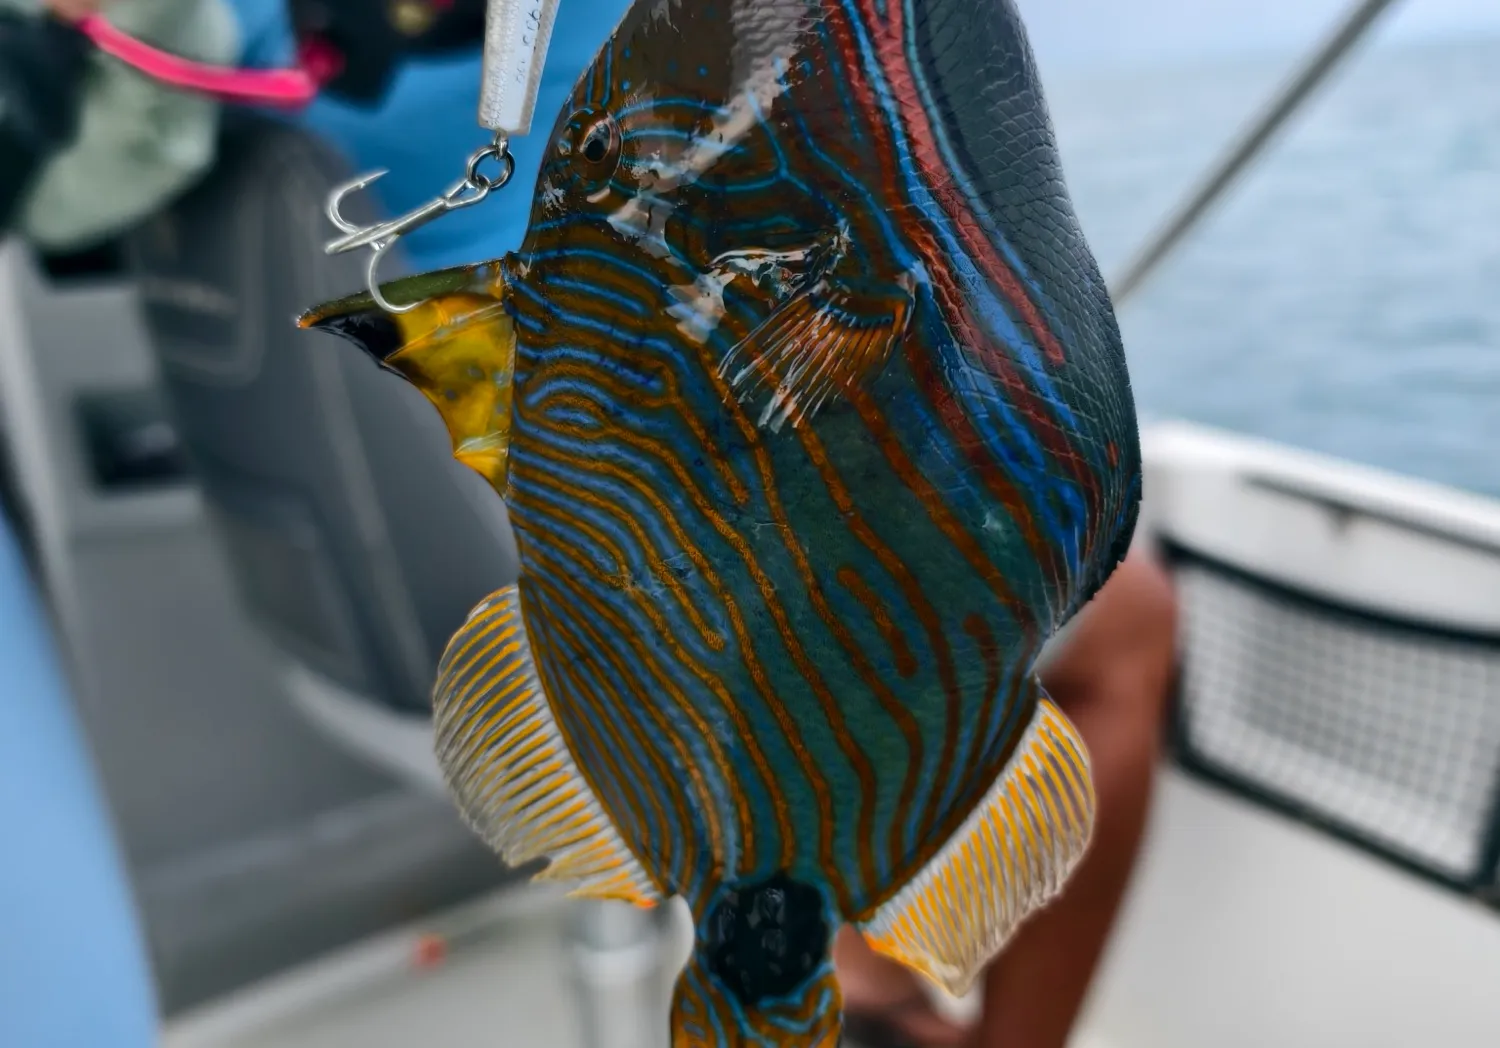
(228, 0), (632, 270)
(0, 511), (158, 1048)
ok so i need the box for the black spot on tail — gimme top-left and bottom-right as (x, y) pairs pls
(703, 874), (828, 1007)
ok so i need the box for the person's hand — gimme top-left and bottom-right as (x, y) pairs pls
(44, 0), (106, 22)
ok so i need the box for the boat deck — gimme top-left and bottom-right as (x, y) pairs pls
(160, 771), (1500, 1048)
(163, 889), (595, 1048)
(160, 884), (992, 1048)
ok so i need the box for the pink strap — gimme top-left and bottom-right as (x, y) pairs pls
(75, 14), (319, 108)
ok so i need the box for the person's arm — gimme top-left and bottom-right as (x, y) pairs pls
(0, 6), (91, 233)
(5, 0), (240, 252)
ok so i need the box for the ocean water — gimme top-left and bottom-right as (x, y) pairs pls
(1043, 35), (1500, 499)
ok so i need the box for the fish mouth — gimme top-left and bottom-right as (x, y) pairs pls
(304, 307), (407, 363)
(297, 262), (508, 355)
(298, 260), (519, 495)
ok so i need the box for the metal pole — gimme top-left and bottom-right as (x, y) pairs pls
(566, 899), (673, 1048)
(1108, 0), (1404, 305)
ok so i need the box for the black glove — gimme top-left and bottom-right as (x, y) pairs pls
(290, 0), (486, 106)
(0, 11), (91, 232)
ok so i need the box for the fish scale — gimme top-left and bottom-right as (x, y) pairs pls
(300, 0), (1140, 1043)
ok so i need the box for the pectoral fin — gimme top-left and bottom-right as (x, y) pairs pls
(718, 275), (915, 433)
(298, 261), (517, 495)
(858, 690), (1095, 997)
(433, 585), (663, 905)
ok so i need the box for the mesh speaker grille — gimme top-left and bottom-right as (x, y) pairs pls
(1165, 542), (1500, 889)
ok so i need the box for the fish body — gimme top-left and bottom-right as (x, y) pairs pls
(302, 0), (1140, 1044)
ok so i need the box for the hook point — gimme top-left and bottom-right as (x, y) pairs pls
(326, 169), (392, 232)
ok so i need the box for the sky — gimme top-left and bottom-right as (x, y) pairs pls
(1012, 0), (1500, 73)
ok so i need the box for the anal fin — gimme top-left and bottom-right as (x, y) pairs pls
(857, 693), (1095, 996)
(432, 585), (662, 906)
(718, 275), (914, 433)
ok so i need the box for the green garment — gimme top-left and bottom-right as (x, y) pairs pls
(1, 0), (238, 250)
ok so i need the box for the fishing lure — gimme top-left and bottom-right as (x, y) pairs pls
(323, 0), (562, 312)
(301, 0), (1142, 1044)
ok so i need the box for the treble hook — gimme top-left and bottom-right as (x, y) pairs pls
(323, 137), (516, 313)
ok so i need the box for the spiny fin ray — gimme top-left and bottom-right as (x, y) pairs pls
(857, 694), (1095, 997)
(432, 585), (662, 906)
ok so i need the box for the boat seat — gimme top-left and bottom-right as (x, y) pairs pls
(125, 110), (670, 1046)
(125, 111), (517, 785)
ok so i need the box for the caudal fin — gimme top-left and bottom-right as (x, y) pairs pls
(670, 948), (842, 1048)
(671, 875), (843, 1047)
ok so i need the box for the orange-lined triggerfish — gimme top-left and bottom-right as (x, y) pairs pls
(300, 0), (1141, 1043)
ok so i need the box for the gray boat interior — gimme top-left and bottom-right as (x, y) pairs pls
(0, 113), (538, 1016)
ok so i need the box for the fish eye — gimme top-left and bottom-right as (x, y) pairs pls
(582, 124), (614, 164)
(556, 108), (621, 186)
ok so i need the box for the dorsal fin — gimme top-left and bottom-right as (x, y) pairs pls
(857, 690), (1094, 996)
(433, 585), (663, 905)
